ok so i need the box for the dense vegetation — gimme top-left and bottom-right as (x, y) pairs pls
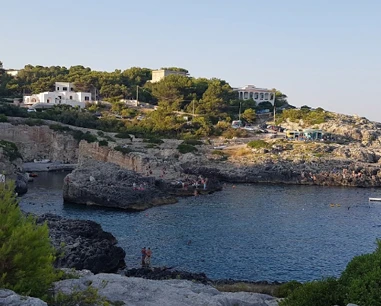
(276, 107), (329, 126)
(0, 63), (291, 138)
(280, 240), (381, 306)
(0, 181), (58, 298)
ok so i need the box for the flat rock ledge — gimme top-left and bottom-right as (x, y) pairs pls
(63, 160), (177, 211)
(36, 213), (126, 273)
(54, 273), (280, 306)
(0, 289), (47, 306)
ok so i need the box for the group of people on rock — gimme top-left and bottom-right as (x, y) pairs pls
(141, 247), (152, 268)
(132, 182), (147, 191)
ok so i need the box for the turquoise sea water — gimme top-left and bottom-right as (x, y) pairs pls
(19, 172), (381, 282)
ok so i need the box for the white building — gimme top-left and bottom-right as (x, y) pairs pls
(23, 82), (91, 109)
(6, 69), (20, 77)
(151, 69), (189, 83)
(235, 85), (275, 105)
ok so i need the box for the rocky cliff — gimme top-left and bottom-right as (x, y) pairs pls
(0, 122), (78, 163)
(63, 160), (177, 211)
(36, 214), (126, 273)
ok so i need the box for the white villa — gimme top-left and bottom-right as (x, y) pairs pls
(23, 82), (91, 109)
(234, 85), (275, 105)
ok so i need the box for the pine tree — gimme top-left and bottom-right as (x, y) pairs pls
(0, 181), (57, 297)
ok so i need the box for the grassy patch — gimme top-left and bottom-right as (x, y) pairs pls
(0, 140), (22, 161)
(214, 282), (281, 297)
(247, 140), (271, 149)
(114, 145), (131, 154)
(177, 143), (198, 154)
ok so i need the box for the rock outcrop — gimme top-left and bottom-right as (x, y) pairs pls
(63, 160), (177, 211)
(36, 214), (126, 273)
(0, 146), (28, 195)
(0, 289), (47, 306)
(54, 273), (280, 306)
(0, 122), (78, 163)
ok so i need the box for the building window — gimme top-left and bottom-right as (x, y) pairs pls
(254, 92), (258, 99)
(270, 93), (274, 100)
(58, 96), (61, 99)
(243, 92), (248, 99)
(260, 93), (264, 100)
(265, 93), (269, 100)
(249, 92), (253, 99)
(85, 96), (90, 101)
(47, 99), (50, 103)
(70, 88), (74, 91)
(26, 98), (30, 103)
(70, 96), (73, 100)
(63, 87), (68, 91)
(56, 87), (59, 91)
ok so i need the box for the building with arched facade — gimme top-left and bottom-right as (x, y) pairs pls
(234, 85), (275, 105)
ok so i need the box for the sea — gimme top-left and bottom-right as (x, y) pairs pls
(19, 171), (381, 282)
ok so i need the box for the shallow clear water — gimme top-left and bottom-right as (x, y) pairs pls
(19, 172), (381, 282)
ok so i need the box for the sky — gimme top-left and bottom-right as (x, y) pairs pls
(2, 0), (381, 121)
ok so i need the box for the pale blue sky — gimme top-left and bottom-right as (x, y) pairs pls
(2, 0), (381, 121)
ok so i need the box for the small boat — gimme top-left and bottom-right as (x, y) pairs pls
(213, 145), (226, 150)
(369, 198), (381, 201)
(33, 159), (51, 163)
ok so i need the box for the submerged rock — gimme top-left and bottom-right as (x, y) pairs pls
(36, 214), (126, 273)
(63, 160), (177, 211)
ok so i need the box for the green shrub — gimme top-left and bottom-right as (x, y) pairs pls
(279, 278), (342, 306)
(49, 286), (114, 306)
(104, 135), (115, 142)
(177, 143), (198, 154)
(276, 109), (329, 125)
(24, 118), (44, 126)
(0, 140), (22, 161)
(183, 139), (202, 146)
(222, 128), (249, 139)
(115, 132), (132, 139)
(72, 130), (98, 143)
(339, 240), (381, 306)
(247, 140), (270, 149)
(0, 114), (8, 122)
(275, 280), (302, 298)
(98, 140), (108, 147)
(49, 124), (72, 132)
(0, 181), (58, 298)
(114, 145), (131, 154)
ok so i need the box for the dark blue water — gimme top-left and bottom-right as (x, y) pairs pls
(19, 172), (381, 282)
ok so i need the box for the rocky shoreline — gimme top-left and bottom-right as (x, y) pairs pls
(35, 213), (126, 273)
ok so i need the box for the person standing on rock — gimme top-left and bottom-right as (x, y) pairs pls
(141, 247), (147, 267)
(145, 247), (152, 267)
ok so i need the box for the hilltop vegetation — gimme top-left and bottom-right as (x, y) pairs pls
(0, 63), (292, 139)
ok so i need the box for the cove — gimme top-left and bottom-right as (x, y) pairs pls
(19, 171), (381, 282)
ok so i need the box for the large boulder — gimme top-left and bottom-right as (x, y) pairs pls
(0, 289), (47, 306)
(36, 214), (126, 273)
(54, 273), (280, 306)
(63, 160), (177, 211)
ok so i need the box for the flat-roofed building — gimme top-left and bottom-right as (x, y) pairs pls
(151, 69), (189, 83)
(23, 82), (91, 109)
(234, 85), (275, 105)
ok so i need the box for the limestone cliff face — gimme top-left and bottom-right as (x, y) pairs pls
(79, 141), (150, 172)
(0, 123), (78, 163)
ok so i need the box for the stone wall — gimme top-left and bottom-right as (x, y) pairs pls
(79, 141), (150, 172)
(0, 123), (78, 163)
